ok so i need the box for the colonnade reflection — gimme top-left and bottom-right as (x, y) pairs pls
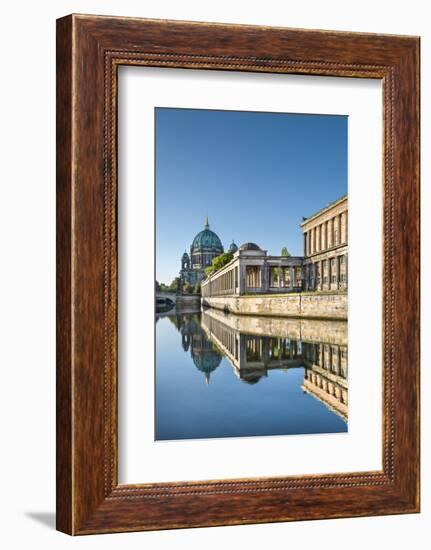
(168, 309), (348, 421)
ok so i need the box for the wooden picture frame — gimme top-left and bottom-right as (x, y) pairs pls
(56, 14), (420, 535)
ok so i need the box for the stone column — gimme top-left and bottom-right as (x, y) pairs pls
(262, 261), (269, 292)
(239, 263), (246, 294)
(329, 218), (334, 247)
(345, 253), (348, 289)
(304, 232), (307, 256)
(314, 262), (317, 290)
(335, 347), (340, 375)
(320, 260), (323, 291)
(291, 340), (297, 358)
(345, 211), (348, 244)
(341, 212), (345, 244)
(336, 256), (340, 289)
(290, 266), (295, 289)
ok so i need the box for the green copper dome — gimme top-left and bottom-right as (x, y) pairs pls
(191, 217), (223, 252)
(191, 347), (222, 374)
(229, 240), (238, 253)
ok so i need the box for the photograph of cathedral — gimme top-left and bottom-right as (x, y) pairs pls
(155, 106), (348, 441)
(179, 216), (231, 288)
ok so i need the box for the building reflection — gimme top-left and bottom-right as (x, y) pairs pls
(168, 313), (222, 384)
(301, 342), (348, 421)
(168, 310), (348, 420)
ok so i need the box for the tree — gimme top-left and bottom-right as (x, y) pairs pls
(281, 247), (291, 257)
(156, 278), (181, 293)
(182, 281), (193, 294)
(168, 277), (180, 293)
(193, 282), (201, 295)
(205, 252), (233, 276)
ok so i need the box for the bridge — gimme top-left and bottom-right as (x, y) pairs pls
(156, 292), (201, 315)
(155, 292), (177, 315)
(156, 291), (178, 303)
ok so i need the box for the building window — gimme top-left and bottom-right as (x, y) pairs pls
(331, 258), (337, 283)
(316, 263), (321, 284)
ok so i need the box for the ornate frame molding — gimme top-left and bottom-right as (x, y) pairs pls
(57, 15), (419, 534)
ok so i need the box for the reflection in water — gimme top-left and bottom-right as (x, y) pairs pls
(156, 310), (348, 440)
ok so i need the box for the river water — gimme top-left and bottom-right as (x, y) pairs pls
(155, 310), (348, 441)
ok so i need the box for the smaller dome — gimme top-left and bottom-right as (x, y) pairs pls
(229, 240), (238, 253)
(182, 251), (189, 259)
(239, 242), (261, 251)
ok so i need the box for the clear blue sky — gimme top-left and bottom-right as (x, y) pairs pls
(156, 107), (347, 284)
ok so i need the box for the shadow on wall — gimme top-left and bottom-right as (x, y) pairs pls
(25, 512), (56, 530)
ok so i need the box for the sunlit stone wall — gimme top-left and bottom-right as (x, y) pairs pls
(202, 292), (347, 320)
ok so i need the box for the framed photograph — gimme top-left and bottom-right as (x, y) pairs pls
(56, 14), (420, 534)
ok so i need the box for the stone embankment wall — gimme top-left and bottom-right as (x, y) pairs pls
(202, 292), (347, 320)
(201, 307), (347, 345)
(176, 295), (201, 313)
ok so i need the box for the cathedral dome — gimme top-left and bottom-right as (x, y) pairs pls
(191, 217), (223, 252)
(191, 337), (222, 384)
(191, 349), (222, 374)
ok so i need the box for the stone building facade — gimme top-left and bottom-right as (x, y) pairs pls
(301, 195), (348, 291)
(201, 195), (348, 299)
(201, 242), (303, 298)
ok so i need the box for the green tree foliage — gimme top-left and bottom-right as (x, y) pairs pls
(281, 246), (291, 257)
(157, 278), (180, 293)
(168, 277), (180, 292)
(193, 282), (201, 295)
(204, 252), (233, 276)
(182, 281), (193, 294)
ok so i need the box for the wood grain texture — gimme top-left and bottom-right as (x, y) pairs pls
(56, 15), (73, 535)
(56, 14), (420, 535)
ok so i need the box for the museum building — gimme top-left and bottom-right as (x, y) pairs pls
(301, 195), (348, 292)
(200, 195), (348, 298)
